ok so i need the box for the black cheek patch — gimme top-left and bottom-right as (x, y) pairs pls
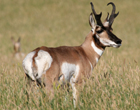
(92, 34), (105, 49)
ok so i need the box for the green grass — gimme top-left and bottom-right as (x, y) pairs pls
(0, 0), (140, 109)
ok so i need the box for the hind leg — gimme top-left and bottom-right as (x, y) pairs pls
(43, 74), (55, 100)
(25, 73), (35, 87)
(24, 73), (39, 96)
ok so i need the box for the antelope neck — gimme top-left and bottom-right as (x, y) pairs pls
(92, 33), (105, 55)
(91, 38), (104, 56)
(81, 31), (105, 68)
(91, 33), (105, 64)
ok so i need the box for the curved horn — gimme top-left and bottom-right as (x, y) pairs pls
(90, 2), (103, 26)
(105, 12), (109, 21)
(107, 2), (119, 26)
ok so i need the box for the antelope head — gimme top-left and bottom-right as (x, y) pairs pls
(11, 37), (21, 53)
(89, 2), (122, 48)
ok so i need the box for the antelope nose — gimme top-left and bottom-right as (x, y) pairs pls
(116, 39), (122, 44)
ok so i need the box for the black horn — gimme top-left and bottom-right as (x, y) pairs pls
(107, 2), (119, 27)
(90, 2), (103, 27)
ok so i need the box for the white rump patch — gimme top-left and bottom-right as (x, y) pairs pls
(91, 41), (104, 56)
(35, 50), (53, 79)
(22, 51), (36, 80)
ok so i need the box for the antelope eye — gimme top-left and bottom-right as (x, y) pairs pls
(96, 29), (103, 34)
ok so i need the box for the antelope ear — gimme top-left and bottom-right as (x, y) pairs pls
(89, 13), (95, 28)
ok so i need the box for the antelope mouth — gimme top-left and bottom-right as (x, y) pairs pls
(116, 43), (121, 48)
(111, 43), (121, 48)
(111, 39), (122, 48)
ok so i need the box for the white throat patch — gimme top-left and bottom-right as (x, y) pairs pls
(91, 41), (104, 56)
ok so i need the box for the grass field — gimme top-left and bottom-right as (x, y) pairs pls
(0, 0), (140, 109)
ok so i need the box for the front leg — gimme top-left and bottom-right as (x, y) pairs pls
(70, 79), (79, 108)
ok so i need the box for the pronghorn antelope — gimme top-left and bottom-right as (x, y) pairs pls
(22, 2), (122, 107)
(11, 37), (25, 59)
